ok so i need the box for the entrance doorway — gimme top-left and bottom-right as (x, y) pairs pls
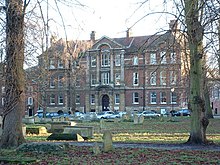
(102, 94), (110, 111)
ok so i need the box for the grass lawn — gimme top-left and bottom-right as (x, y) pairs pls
(1, 117), (220, 164)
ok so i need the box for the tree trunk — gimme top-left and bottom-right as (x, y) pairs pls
(0, 0), (26, 148)
(184, 0), (209, 144)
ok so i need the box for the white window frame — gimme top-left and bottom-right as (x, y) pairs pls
(115, 94), (120, 104)
(170, 71), (177, 85)
(75, 77), (80, 87)
(115, 73), (120, 85)
(160, 51), (166, 64)
(58, 94), (64, 105)
(1, 86), (5, 93)
(133, 56), (138, 65)
(1, 98), (4, 106)
(150, 72), (156, 85)
(170, 52), (176, 63)
(50, 94), (55, 105)
(50, 77), (55, 88)
(90, 94), (95, 104)
(115, 54), (121, 66)
(101, 50), (110, 67)
(58, 75), (64, 88)
(28, 97), (33, 105)
(133, 92), (139, 104)
(91, 74), (96, 86)
(160, 71), (166, 85)
(91, 56), (96, 67)
(150, 53), (157, 64)
(49, 59), (55, 69)
(133, 72), (139, 86)
(76, 94), (80, 104)
(160, 92), (167, 104)
(171, 92), (177, 104)
(58, 59), (64, 68)
(101, 72), (110, 85)
(150, 92), (157, 104)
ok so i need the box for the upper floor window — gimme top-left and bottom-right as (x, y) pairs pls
(213, 87), (220, 98)
(171, 92), (177, 104)
(101, 50), (110, 67)
(50, 77), (55, 88)
(115, 94), (120, 104)
(90, 94), (95, 104)
(160, 71), (166, 85)
(133, 92), (139, 104)
(101, 72), (110, 85)
(150, 72), (156, 85)
(91, 74), (96, 86)
(170, 71), (177, 85)
(150, 92), (157, 104)
(1, 86), (5, 94)
(58, 94), (64, 105)
(115, 54), (121, 66)
(160, 51), (166, 64)
(133, 72), (139, 86)
(49, 59), (55, 69)
(150, 53), (157, 64)
(76, 94), (80, 104)
(160, 92), (167, 104)
(170, 52), (176, 63)
(58, 75), (64, 88)
(58, 59), (64, 68)
(115, 73), (120, 85)
(27, 86), (33, 92)
(27, 97), (33, 105)
(91, 56), (96, 67)
(50, 94), (55, 105)
(133, 56), (138, 65)
(1, 98), (4, 106)
(75, 77), (80, 87)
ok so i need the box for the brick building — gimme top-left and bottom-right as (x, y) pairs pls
(27, 20), (189, 115)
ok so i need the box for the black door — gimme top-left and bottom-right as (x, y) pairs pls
(102, 95), (109, 111)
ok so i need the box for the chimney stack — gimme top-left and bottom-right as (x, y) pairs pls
(90, 31), (95, 42)
(126, 29), (131, 38)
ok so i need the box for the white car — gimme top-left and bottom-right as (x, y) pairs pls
(97, 111), (115, 119)
(138, 110), (161, 118)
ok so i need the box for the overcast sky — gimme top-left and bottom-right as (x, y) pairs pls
(42, 0), (177, 40)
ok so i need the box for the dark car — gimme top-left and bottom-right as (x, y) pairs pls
(174, 109), (191, 116)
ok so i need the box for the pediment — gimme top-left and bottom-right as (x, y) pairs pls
(91, 36), (124, 50)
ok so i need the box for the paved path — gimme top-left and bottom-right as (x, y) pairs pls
(37, 141), (220, 151)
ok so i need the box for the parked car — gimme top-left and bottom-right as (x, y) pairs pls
(97, 111), (115, 119)
(45, 112), (60, 118)
(80, 112), (97, 120)
(34, 109), (44, 118)
(138, 110), (161, 118)
(116, 111), (127, 118)
(173, 109), (191, 116)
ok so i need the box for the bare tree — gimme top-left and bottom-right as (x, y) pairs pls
(127, 0), (219, 144)
(0, 0), (28, 148)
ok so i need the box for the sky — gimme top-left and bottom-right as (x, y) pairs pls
(43, 0), (177, 40)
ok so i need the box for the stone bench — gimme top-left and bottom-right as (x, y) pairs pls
(63, 126), (94, 139)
